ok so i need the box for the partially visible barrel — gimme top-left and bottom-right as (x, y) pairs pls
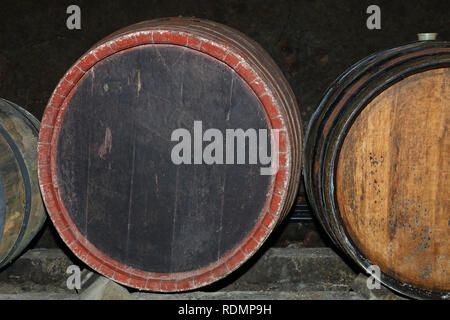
(38, 18), (303, 291)
(304, 41), (450, 299)
(0, 98), (46, 269)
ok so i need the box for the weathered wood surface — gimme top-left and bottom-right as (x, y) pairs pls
(337, 68), (449, 292)
(0, 98), (46, 269)
(57, 44), (271, 273)
(303, 41), (450, 299)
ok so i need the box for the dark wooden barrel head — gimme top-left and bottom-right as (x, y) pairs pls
(38, 18), (305, 292)
(336, 68), (450, 292)
(56, 44), (271, 274)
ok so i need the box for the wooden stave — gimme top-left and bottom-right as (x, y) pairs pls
(303, 41), (450, 299)
(0, 98), (46, 269)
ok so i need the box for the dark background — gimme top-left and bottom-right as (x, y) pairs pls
(0, 0), (448, 251)
(0, 0), (449, 127)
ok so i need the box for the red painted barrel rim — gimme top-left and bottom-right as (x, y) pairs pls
(38, 27), (291, 291)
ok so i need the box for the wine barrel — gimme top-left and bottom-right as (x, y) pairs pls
(38, 18), (303, 291)
(304, 40), (450, 299)
(0, 98), (46, 269)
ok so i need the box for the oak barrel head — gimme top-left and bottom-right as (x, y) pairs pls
(0, 98), (46, 269)
(304, 41), (450, 299)
(337, 68), (449, 293)
(38, 18), (303, 291)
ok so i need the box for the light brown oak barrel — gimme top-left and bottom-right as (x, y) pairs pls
(0, 98), (46, 269)
(303, 41), (450, 299)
